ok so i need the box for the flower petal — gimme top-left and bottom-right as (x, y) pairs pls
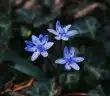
(66, 30), (78, 37)
(31, 51), (40, 61)
(37, 34), (49, 44)
(39, 34), (43, 39)
(41, 51), (48, 57)
(64, 47), (69, 57)
(25, 46), (36, 52)
(56, 20), (65, 34)
(64, 24), (71, 32)
(39, 34), (45, 43)
(44, 42), (54, 49)
(73, 57), (84, 62)
(70, 47), (75, 56)
(70, 63), (80, 70)
(25, 41), (33, 45)
(32, 35), (40, 44)
(47, 29), (57, 35)
(44, 35), (48, 42)
(62, 36), (69, 41)
(41, 35), (48, 44)
(25, 41), (35, 48)
(56, 20), (61, 29)
(65, 64), (71, 70)
(55, 35), (61, 40)
(55, 58), (66, 64)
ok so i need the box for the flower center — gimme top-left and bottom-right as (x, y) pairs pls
(67, 57), (75, 64)
(59, 30), (65, 35)
(57, 27), (66, 35)
(36, 44), (46, 52)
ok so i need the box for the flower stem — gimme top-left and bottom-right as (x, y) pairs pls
(61, 40), (65, 56)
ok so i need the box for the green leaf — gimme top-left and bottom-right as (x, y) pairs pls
(0, 14), (12, 42)
(0, 51), (47, 80)
(71, 16), (99, 39)
(58, 72), (80, 92)
(33, 9), (61, 27)
(15, 8), (42, 23)
(85, 17), (98, 39)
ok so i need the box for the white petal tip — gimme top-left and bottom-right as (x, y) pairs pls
(65, 64), (71, 70)
(62, 37), (69, 41)
(81, 58), (84, 61)
(70, 63), (80, 71)
(44, 42), (54, 49)
(42, 54), (48, 58)
(55, 36), (61, 40)
(32, 35), (36, 38)
(55, 60), (60, 64)
(47, 29), (51, 31)
(41, 51), (48, 57)
(31, 58), (36, 61)
(74, 67), (80, 71)
(31, 56), (38, 61)
(63, 39), (68, 41)
(47, 29), (57, 35)
(55, 60), (58, 64)
(55, 38), (61, 40)
(31, 52), (40, 61)
(55, 59), (66, 64)
(79, 57), (84, 62)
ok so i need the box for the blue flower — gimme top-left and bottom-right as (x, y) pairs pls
(47, 20), (78, 41)
(55, 47), (84, 70)
(25, 34), (54, 61)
